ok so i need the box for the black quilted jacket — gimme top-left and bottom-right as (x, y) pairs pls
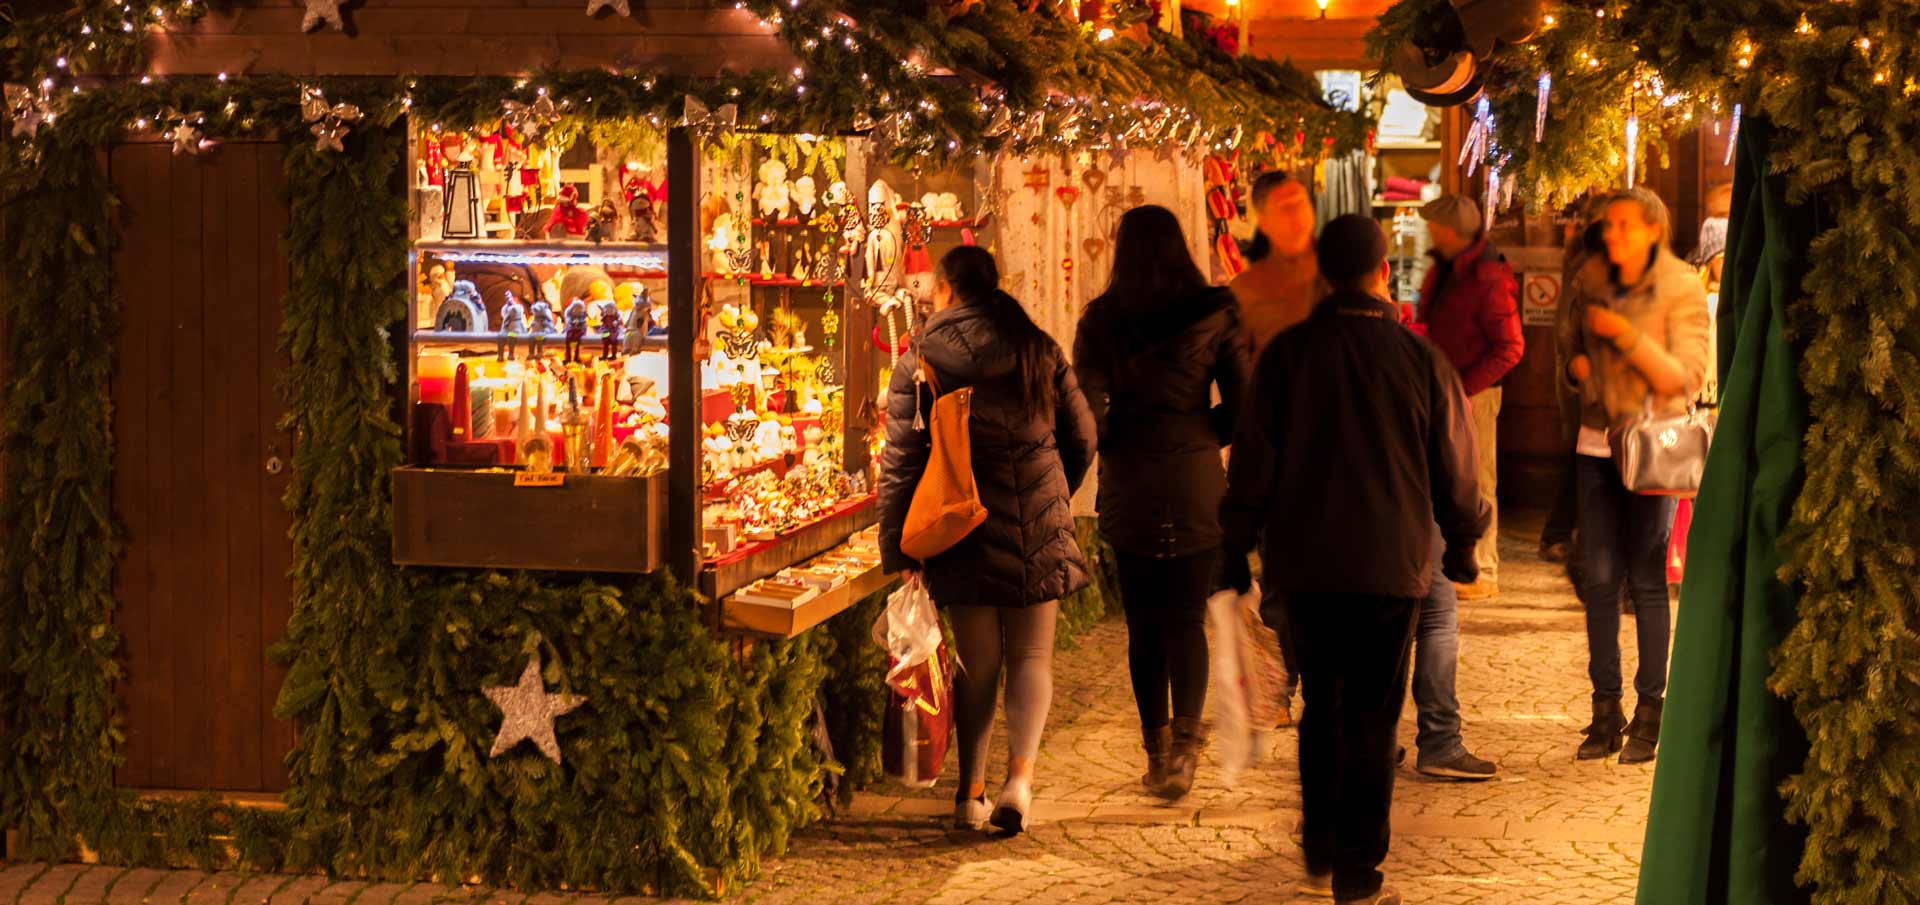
(877, 300), (1097, 608)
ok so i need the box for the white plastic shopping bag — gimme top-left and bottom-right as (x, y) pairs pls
(1208, 581), (1289, 786)
(872, 577), (954, 788)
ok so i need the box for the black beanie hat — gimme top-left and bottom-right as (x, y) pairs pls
(1317, 214), (1390, 282)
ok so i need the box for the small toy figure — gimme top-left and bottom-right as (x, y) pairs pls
(756, 158), (791, 221)
(586, 199), (620, 244)
(623, 170), (664, 242)
(622, 285), (653, 354)
(528, 298), (557, 359)
(590, 281), (622, 359)
(562, 296), (590, 363)
(434, 279), (488, 333)
(543, 184), (590, 238)
(628, 192), (658, 243)
(792, 175), (818, 217)
(496, 290), (527, 361)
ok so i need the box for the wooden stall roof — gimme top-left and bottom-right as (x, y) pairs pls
(140, 0), (798, 77)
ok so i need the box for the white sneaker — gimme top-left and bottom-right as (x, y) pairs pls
(953, 796), (990, 830)
(989, 777), (1032, 834)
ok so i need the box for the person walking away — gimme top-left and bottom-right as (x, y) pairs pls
(1074, 205), (1254, 800)
(1417, 195), (1523, 601)
(1227, 170), (1324, 721)
(1540, 197), (1608, 567)
(1402, 527), (1500, 781)
(1559, 188), (1710, 765)
(1219, 215), (1488, 905)
(877, 245), (1097, 834)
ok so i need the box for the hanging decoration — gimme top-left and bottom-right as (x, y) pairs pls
(1624, 108), (1639, 189)
(300, 0), (345, 32)
(483, 651), (587, 765)
(1534, 70), (1551, 143)
(161, 107), (211, 155)
(502, 94), (559, 138)
(1723, 103), (1741, 167)
(5, 84), (55, 140)
(982, 105), (1013, 138)
(1055, 182), (1081, 315)
(300, 86), (364, 153)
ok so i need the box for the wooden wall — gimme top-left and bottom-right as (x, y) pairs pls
(139, 0), (794, 77)
(110, 140), (297, 792)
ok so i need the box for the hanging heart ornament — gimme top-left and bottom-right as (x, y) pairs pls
(1054, 186), (1081, 208)
(1081, 169), (1107, 192)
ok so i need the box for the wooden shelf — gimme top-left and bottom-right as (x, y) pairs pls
(1376, 140), (1442, 150)
(700, 496), (877, 601)
(1372, 198), (1428, 208)
(392, 468), (667, 573)
(701, 273), (848, 288)
(418, 239), (670, 255)
(720, 541), (893, 640)
(412, 330), (667, 350)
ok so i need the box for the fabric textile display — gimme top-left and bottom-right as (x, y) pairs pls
(1315, 150), (1372, 229)
(1634, 116), (1811, 905)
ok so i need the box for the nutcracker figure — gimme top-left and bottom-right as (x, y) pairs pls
(562, 296), (590, 363)
(528, 298), (556, 359)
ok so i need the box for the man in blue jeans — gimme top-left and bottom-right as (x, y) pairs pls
(1401, 529), (1500, 780)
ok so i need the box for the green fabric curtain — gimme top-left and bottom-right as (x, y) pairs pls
(1636, 118), (1813, 904)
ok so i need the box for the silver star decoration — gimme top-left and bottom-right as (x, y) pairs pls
(679, 94), (710, 128)
(299, 86), (362, 152)
(981, 105), (1012, 138)
(586, 0), (629, 15)
(162, 108), (212, 155)
(483, 653), (586, 764)
(301, 0), (344, 32)
(5, 84), (53, 139)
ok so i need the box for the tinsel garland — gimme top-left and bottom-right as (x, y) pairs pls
(1369, 1), (1920, 900)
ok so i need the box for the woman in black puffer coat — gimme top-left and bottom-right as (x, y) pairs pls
(1073, 205), (1253, 800)
(878, 245), (1096, 836)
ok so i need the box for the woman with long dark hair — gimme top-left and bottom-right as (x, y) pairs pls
(1560, 188), (1710, 765)
(877, 245), (1097, 834)
(1073, 205), (1253, 798)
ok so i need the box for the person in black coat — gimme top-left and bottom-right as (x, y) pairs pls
(1073, 205), (1253, 800)
(877, 245), (1097, 835)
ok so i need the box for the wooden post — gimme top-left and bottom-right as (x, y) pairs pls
(666, 127), (701, 585)
(841, 138), (874, 479)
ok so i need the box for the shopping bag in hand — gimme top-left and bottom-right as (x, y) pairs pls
(1207, 581), (1289, 786)
(873, 576), (954, 788)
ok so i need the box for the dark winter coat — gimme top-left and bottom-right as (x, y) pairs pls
(1417, 237), (1524, 398)
(877, 300), (1098, 608)
(1221, 290), (1489, 599)
(1072, 286), (1253, 557)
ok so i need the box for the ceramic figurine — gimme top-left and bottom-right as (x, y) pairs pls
(496, 290), (527, 361)
(434, 280), (488, 333)
(792, 175), (818, 217)
(622, 285), (654, 354)
(597, 296), (623, 359)
(562, 296), (590, 363)
(756, 158), (791, 221)
(528, 298), (556, 359)
(544, 184), (590, 238)
(586, 199), (620, 244)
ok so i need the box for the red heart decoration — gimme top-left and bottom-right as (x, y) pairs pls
(1055, 186), (1082, 207)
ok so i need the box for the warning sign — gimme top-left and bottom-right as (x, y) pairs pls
(1521, 272), (1561, 327)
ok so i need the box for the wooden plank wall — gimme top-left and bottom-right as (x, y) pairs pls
(140, 0), (794, 77)
(110, 140), (297, 792)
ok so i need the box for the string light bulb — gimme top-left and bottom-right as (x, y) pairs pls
(1795, 14), (1812, 34)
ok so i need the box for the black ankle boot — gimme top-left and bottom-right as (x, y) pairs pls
(1141, 724), (1171, 792)
(1578, 697), (1626, 760)
(1618, 698), (1664, 764)
(1160, 717), (1204, 800)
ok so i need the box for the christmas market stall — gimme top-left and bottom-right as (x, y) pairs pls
(0, 0), (1361, 896)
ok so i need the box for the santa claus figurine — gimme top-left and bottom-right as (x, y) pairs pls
(544, 184), (590, 239)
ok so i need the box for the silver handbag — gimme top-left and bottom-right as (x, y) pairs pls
(1609, 402), (1715, 498)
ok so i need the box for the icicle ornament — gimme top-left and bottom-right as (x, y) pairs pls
(1724, 103), (1742, 166)
(1534, 71), (1551, 143)
(1625, 112), (1640, 188)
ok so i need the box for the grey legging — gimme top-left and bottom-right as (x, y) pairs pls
(948, 601), (1058, 800)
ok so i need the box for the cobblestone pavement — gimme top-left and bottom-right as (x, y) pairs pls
(2, 514), (1657, 904)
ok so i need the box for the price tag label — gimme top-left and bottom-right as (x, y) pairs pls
(513, 472), (565, 488)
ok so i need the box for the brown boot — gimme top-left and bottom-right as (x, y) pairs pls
(1141, 724), (1172, 792)
(1618, 698), (1664, 765)
(1578, 697), (1626, 760)
(1161, 717), (1205, 800)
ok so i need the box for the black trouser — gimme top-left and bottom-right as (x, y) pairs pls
(1290, 592), (1419, 902)
(1260, 579), (1301, 700)
(1541, 462), (1579, 547)
(1114, 549), (1214, 729)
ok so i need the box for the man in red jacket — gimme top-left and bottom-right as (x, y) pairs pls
(1418, 195), (1523, 600)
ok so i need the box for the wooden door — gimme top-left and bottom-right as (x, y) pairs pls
(109, 141), (297, 792)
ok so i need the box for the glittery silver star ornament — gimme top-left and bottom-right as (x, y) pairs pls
(586, 0), (629, 15)
(981, 105), (1012, 138)
(4, 84), (53, 139)
(299, 85), (330, 122)
(161, 108), (212, 155)
(502, 93), (558, 139)
(679, 94), (711, 128)
(301, 0), (344, 32)
(483, 653), (586, 764)
(300, 86), (362, 153)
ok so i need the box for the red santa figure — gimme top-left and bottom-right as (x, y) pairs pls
(544, 184), (590, 238)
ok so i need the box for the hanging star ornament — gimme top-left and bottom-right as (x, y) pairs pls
(300, 86), (363, 152)
(502, 94), (558, 138)
(586, 0), (630, 15)
(301, 0), (344, 32)
(4, 84), (54, 139)
(483, 653), (586, 764)
(162, 108), (213, 155)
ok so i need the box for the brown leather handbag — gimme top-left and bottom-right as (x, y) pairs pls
(899, 364), (988, 561)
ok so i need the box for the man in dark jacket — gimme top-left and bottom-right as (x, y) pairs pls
(1220, 214), (1488, 905)
(1417, 195), (1522, 600)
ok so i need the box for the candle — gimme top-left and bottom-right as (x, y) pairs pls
(417, 352), (458, 405)
(450, 362), (472, 440)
